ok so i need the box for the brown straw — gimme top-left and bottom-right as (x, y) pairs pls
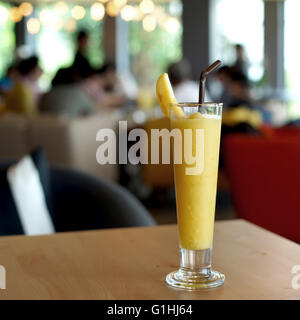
(199, 60), (222, 104)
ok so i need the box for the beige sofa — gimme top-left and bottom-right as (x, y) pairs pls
(0, 111), (120, 181)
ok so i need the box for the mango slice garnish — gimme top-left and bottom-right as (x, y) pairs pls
(156, 73), (185, 119)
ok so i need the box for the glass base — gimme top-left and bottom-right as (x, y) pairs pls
(166, 248), (225, 290)
(166, 269), (225, 290)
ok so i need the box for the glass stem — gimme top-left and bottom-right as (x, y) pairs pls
(180, 248), (212, 276)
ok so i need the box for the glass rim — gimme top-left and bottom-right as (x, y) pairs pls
(172, 102), (223, 108)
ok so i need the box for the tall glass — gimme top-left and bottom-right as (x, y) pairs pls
(166, 103), (225, 290)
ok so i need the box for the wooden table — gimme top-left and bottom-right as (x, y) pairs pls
(0, 219), (299, 300)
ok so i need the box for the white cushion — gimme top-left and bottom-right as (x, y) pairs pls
(7, 156), (55, 236)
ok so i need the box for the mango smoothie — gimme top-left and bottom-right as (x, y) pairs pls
(157, 69), (225, 290)
(171, 111), (222, 250)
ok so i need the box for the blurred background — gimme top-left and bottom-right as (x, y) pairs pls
(1, 0), (300, 243)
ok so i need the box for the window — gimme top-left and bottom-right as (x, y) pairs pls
(35, 4), (104, 86)
(284, 0), (300, 118)
(213, 0), (264, 82)
(129, 1), (182, 87)
(0, 2), (15, 77)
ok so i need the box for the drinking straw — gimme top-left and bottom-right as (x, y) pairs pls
(199, 60), (222, 104)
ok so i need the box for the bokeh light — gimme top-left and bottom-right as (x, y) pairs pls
(164, 16), (180, 34)
(71, 5), (86, 20)
(90, 2), (105, 21)
(114, 0), (127, 8)
(142, 15), (156, 32)
(39, 9), (50, 25)
(106, 1), (119, 17)
(64, 18), (77, 32)
(39, 9), (58, 27)
(0, 6), (9, 24)
(27, 17), (40, 34)
(10, 7), (23, 23)
(140, 0), (154, 15)
(19, 2), (33, 17)
(120, 5), (136, 21)
(133, 7), (144, 21)
(55, 1), (69, 16)
(153, 5), (166, 26)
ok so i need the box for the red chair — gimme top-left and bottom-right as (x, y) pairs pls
(274, 125), (300, 139)
(223, 133), (300, 242)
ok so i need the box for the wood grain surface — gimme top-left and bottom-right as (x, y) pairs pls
(0, 219), (299, 300)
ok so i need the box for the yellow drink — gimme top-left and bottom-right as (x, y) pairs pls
(171, 111), (222, 250)
(158, 72), (225, 289)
